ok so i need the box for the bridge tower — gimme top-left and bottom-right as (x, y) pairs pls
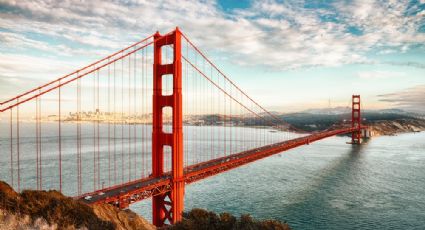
(351, 95), (362, 144)
(152, 28), (184, 226)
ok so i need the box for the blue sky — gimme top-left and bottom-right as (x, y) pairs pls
(0, 0), (424, 113)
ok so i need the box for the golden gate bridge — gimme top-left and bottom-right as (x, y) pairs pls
(0, 27), (364, 227)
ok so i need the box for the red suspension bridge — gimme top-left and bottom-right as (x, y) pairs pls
(0, 28), (365, 227)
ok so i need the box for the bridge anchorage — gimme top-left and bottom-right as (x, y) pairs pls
(0, 27), (366, 227)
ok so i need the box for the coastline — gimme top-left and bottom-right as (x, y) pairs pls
(366, 118), (425, 136)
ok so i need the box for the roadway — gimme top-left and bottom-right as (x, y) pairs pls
(78, 126), (357, 208)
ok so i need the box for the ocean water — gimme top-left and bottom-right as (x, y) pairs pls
(0, 123), (288, 195)
(131, 131), (425, 230)
(1, 122), (424, 229)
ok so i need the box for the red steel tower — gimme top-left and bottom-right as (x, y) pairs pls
(152, 28), (184, 226)
(351, 95), (362, 144)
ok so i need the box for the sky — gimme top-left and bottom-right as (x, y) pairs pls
(0, 0), (425, 113)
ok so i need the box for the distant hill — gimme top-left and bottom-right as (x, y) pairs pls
(300, 107), (421, 116)
(191, 108), (425, 134)
(280, 110), (421, 132)
(302, 106), (351, 115)
(275, 107), (425, 135)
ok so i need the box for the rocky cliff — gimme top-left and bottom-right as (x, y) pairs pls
(366, 118), (425, 136)
(0, 181), (155, 230)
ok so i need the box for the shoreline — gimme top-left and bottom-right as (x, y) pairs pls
(365, 118), (425, 136)
(2, 118), (424, 137)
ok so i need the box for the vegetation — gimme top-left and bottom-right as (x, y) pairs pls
(167, 208), (291, 230)
(280, 112), (418, 131)
(0, 181), (114, 229)
(198, 111), (420, 132)
(0, 181), (154, 230)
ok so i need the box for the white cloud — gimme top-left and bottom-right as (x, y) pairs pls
(379, 85), (425, 113)
(357, 71), (406, 79)
(0, 0), (424, 72)
(0, 53), (88, 86)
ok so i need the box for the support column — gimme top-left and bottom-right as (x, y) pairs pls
(351, 95), (361, 144)
(152, 27), (184, 227)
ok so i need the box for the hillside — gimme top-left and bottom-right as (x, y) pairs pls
(279, 111), (425, 135)
(195, 110), (425, 135)
(167, 208), (291, 230)
(366, 118), (425, 136)
(0, 181), (293, 230)
(0, 181), (155, 230)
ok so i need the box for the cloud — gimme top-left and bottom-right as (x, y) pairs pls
(0, 0), (424, 69)
(0, 53), (83, 100)
(378, 85), (425, 113)
(0, 52), (84, 75)
(357, 71), (406, 79)
(0, 31), (109, 58)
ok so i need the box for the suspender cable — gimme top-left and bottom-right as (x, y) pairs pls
(183, 52), (186, 166)
(147, 44), (150, 175)
(59, 83), (62, 192)
(93, 68), (96, 191)
(181, 33), (305, 134)
(210, 65), (213, 161)
(37, 92), (42, 190)
(39, 95), (42, 190)
(224, 71), (227, 157)
(114, 61), (117, 184)
(9, 108), (13, 188)
(77, 76), (82, 195)
(108, 59), (111, 186)
(76, 76), (79, 194)
(0, 39), (156, 114)
(0, 34), (154, 109)
(194, 51), (198, 164)
(121, 54), (124, 184)
(141, 48), (145, 178)
(36, 96), (39, 190)
(182, 57), (279, 138)
(230, 76), (232, 155)
(143, 46), (147, 177)
(128, 53), (132, 181)
(133, 49), (137, 179)
(184, 40), (188, 167)
(96, 70), (101, 188)
(17, 99), (20, 192)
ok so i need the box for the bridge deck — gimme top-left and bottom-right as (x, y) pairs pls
(78, 127), (356, 207)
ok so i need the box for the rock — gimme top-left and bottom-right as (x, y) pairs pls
(93, 204), (155, 230)
(367, 119), (425, 136)
(0, 181), (155, 230)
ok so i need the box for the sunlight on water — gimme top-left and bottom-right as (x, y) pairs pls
(0, 122), (293, 196)
(131, 132), (425, 229)
(1, 122), (424, 229)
